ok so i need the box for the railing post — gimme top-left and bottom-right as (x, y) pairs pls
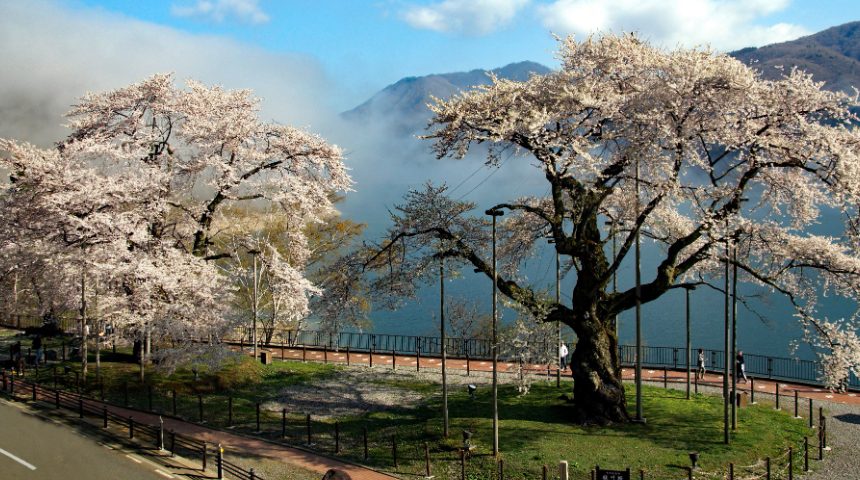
(202, 441), (207, 471)
(324, 344), (328, 364)
(775, 383), (780, 410)
(346, 345), (351, 367)
(130, 416), (135, 439)
(794, 390), (799, 418)
(55, 389), (60, 409)
(425, 442), (431, 477)
(170, 430), (176, 457)
(789, 446), (793, 480)
(392, 349), (396, 371)
(417, 343), (421, 372)
(158, 417), (164, 451)
(750, 377), (755, 403)
(809, 399), (814, 428)
(302, 344), (307, 363)
(804, 436), (809, 471)
(79, 395), (84, 418)
(250, 468), (256, 480)
(766, 456), (770, 480)
(217, 444), (223, 479)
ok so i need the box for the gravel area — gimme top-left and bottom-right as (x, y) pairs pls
(262, 363), (550, 419)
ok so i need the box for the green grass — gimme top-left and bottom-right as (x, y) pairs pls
(8, 338), (816, 480)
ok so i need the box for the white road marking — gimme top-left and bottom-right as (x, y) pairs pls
(126, 454), (142, 463)
(154, 469), (174, 478)
(0, 446), (36, 470)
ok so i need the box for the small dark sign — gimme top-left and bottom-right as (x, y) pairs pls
(595, 467), (630, 480)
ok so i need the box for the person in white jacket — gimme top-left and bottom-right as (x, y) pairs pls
(559, 341), (569, 371)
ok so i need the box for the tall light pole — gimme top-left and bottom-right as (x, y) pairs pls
(634, 160), (645, 424)
(486, 208), (504, 457)
(547, 236), (561, 388)
(723, 219), (731, 445)
(440, 257), (449, 437)
(685, 285), (696, 400)
(604, 221), (618, 341)
(731, 245), (739, 430)
(249, 249), (260, 361)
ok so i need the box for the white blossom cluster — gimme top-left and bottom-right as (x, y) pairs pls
(359, 32), (860, 411)
(0, 73), (351, 372)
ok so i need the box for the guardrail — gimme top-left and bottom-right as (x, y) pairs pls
(3, 313), (855, 391)
(236, 327), (857, 391)
(0, 370), (267, 480)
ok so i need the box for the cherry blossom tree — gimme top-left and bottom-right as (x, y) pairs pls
(363, 33), (860, 424)
(0, 73), (352, 378)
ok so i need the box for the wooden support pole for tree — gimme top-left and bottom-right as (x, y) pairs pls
(425, 442), (430, 477)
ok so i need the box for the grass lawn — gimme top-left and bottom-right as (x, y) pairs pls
(3, 333), (815, 480)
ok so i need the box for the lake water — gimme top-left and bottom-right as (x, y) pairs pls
(355, 242), (852, 363)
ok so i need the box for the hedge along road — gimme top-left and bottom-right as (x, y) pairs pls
(0, 398), (177, 480)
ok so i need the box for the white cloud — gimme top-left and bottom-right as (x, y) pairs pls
(171, 0), (270, 24)
(400, 0), (531, 35)
(0, 1), (331, 148)
(536, 0), (810, 51)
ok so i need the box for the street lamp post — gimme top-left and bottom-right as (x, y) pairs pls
(249, 249), (260, 361)
(440, 258), (449, 437)
(723, 220), (731, 445)
(731, 246), (739, 430)
(486, 208), (504, 457)
(634, 160), (645, 424)
(685, 285), (697, 400)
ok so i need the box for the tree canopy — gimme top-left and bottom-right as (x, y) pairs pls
(359, 32), (860, 423)
(0, 73), (352, 374)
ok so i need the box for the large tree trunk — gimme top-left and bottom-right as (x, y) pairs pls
(568, 315), (630, 425)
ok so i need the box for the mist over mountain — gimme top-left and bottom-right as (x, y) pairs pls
(340, 61), (552, 134)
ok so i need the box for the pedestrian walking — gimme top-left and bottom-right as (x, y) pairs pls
(696, 348), (707, 379)
(32, 334), (43, 365)
(559, 341), (569, 371)
(736, 350), (748, 383)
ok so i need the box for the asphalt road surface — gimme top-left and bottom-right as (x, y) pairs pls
(0, 399), (179, 479)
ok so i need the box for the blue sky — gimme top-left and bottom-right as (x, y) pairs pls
(64, 1), (858, 100)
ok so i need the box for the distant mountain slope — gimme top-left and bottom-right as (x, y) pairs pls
(729, 21), (860, 92)
(341, 61), (551, 125)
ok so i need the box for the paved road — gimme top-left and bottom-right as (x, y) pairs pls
(0, 399), (177, 480)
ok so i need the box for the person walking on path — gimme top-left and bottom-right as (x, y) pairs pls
(559, 341), (569, 371)
(32, 334), (43, 365)
(736, 350), (748, 383)
(696, 349), (707, 379)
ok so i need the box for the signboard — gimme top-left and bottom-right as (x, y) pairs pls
(595, 467), (630, 480)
